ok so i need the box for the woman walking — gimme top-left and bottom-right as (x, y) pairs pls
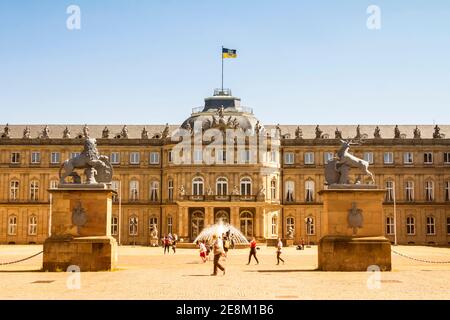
(211, 234), (225, 276)
(246, 237), (259, 265)
(276, 238), (285, 265)
(199, 240), (207, 263)
(163, 235), (171, 254)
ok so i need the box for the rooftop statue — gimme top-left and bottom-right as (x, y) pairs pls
(23, 126), (31, 139)
(355, 125), (361, 140)
(40, 125), (50, 139)
(335, 127), (342, 140)
(63, 126), (71, 139)
(325, 139), (375, 185)
(59, 137), (113, 185)
(413, 126), (421, 139)
(161, 123), (170, 139)
(1, 124), (10, 139)
(141, 127), (149, 139)
(394, 125), (401, 139)
(433, 125), (442, 139)
(295, 126), (303, 139)
(102, 126), (110, 139)
(374, 126), (381, 139)
(315, 125), (323, 139)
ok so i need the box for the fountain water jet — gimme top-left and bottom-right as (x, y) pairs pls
(193, 219), (249, 245)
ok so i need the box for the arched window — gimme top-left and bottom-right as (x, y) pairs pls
(385, 180), (394, 202)
(129, 180), (139, 201)
(406, 216), (415, 235)
(192, 177), (204, 196)
(306, 216), (315, 235)
(386, 216), (395, 235)
(405, 181), (414, 202)
(215, 210), (229, 224)
(129, 216), (138, 236)
(270, 178), (277, 199)
(28, 215), (37, 235)
(111, 216), (118, 236)
(191, 211), (204, 239)
(426, 216), (436, 235)
(149, 216), (158, 233)
(425, 181), (434, 202)
(285, 181), (295, 202)
(49, 180), (59, 190)
(9, 180), (19, 200)
(216, 177), (228, 196)
(8, 216), (17, 235)
(240, 211), (253, 238)
(305, 180), (314, 202)
(30, 180), (39, 201)
(167, 215), (173, 234)
(271, 215), (278, 235)
(240, 177), (252, 196)
(150, 181), (159, 202)
(286, 216), (295, 234)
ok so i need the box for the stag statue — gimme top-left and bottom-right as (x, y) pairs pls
(59, 137), (113, 185)
(325, 139), (375, 185)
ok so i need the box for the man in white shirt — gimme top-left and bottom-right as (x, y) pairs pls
(276, 238), (285, 265)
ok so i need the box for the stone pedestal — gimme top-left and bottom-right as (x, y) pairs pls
(317, 187), (391, 271)
(43, 186), (118, 272)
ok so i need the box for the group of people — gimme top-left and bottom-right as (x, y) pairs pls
(197, 235), (287, 276)
(162, 233), (178, 254)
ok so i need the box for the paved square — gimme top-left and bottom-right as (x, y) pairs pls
(0, 245), (449, 299)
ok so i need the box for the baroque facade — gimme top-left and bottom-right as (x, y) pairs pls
(1, 89), (449, 246)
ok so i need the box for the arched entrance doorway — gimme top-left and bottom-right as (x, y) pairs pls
(240, 211), (253, 238)
(215, 209), (230, 224)
(191, 210), (205, 240)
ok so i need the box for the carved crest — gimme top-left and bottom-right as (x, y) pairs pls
(72, 202), (87, 234)
(348, 202), (363, 235)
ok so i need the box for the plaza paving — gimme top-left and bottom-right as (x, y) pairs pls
(0, 244), (449, 299)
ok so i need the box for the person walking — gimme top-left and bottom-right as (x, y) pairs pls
(276, 238), (285, 265)
(163, 235), (171, 254)
(223, 234), (230, 257)
(199, 240), (207, 263)
(246, 237), (259, 265)
(211, 234), (225, 276)
(172, 233), (178, 254)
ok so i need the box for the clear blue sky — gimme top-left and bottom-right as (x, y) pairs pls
(0, 0), (449, 125)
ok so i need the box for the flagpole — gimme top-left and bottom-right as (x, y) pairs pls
(221, 46), (224, 91)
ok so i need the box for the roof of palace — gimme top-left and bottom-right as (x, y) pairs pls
(0, 124), (448, 140)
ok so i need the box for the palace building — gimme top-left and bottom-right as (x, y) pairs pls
(1, 89), (449, 246)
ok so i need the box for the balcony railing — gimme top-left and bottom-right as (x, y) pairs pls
(184, 194), (257, 202)
(191, 106), (253, 115)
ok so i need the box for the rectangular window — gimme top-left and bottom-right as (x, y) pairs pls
(168, 150), (173, 163)
(270, 151), (277, 163)
(111, 216), (118, 236)
(445, 181), (450, 202)
(240, 150), (250, 163)
(405, 181), (414, 202)
(284, 152), (295, 165)
(71, 152), (80, 159)
(426, 217), (435, 235)
(111, 181), (119, 202)
(31, 152), (41, 164)
(168, 180), (174, 201)
(447, 217), (450, 235)
(324, 152), (334, 164)
(50, 152), (60, 164)
(444, 152), (450, 164)
(10, 152), (20, 164)
(194, 149), (203, 163)
(386, 217), (395, 235)
(384, 152), (394, 164)
(403, 152), (413, 164)
(406, 217), (415, 235)
(110, 152), (120, 164)
(305, 181), (314, 202)
(216, 150), (227, 163)
(385, 181), (394, 202)
(304, 152), (314, 165)
(425, 181), (434, 201)
(363, 152), (374, 164)
(130, 152), (140, 164)
(424, 152), (433, 164)
(149, 152), (160, 164)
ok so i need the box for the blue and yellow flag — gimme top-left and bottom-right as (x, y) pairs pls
(222, 48), (237, 58)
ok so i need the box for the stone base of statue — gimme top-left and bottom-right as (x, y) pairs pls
(43, 236), (117, 272)
(318, 236), (391, 271)
(42, 185), (118, 272)
(317, 187), (391, 271)
(149, 239), (159, 247)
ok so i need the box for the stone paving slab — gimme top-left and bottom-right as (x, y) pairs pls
(0, 245), (449, 299)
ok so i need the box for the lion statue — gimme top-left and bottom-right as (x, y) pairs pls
(59, 137), (113, 184)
